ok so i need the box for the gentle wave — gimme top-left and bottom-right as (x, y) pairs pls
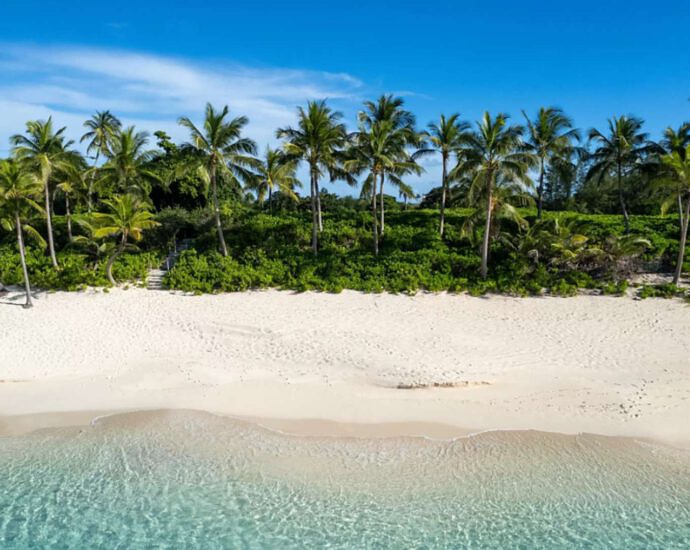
(0, 410), (688, 549)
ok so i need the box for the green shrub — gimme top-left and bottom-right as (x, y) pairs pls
(0, 245), (159, 290)
(637, 283), (686, 300)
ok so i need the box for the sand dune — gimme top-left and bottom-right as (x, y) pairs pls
(0, 288), (689, 446)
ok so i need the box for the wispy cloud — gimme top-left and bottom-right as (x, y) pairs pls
(0, 44), (366, 152)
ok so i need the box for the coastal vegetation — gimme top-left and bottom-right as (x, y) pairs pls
(0, 98), (688, 306)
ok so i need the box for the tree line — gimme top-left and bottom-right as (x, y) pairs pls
(1, 95), (689, 307)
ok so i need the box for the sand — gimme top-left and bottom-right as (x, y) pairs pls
(0, 287), (689, 446)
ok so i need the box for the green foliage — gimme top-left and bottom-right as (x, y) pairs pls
(637, 283), (686, 300)
(1, 204), (686, 296)
(158, 207), (686, 296)
(0, 245), (159, 290)
(600, 280), (629, 296)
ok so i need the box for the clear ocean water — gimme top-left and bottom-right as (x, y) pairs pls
(0, 410), (688, 549)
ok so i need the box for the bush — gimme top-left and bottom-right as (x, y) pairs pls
(2, 206), (687, 298)
(637, 283), (686, 300)
(0, 245), (159, 290)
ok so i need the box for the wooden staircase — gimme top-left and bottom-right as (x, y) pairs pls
(146, 239), (192, 290)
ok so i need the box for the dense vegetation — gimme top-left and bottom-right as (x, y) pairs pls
(1, 96), (689, 307)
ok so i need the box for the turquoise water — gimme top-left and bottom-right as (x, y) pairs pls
(0, 411), (689, 549)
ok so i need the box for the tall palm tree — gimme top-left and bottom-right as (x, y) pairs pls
(0, 159), (45, 308)
(179, 104), (259, 256)
(359, 94), (416, 132)
(658, 145), (690, 284)
(345, 120), (422, 254)
(522, 107), (580, 219)
(11, 118), (74, 268)
(454, 112), (533, 278)
(251, 147), (301, 209)
(358, 95), (419, 234)
(80, 111), (122, 211)
(660, 123), (690, 226)
(98, 127), (160, 199)
(420, 114), (470, 235)
(92, 194), (159, 285)
(55, 153), (88, 241)
(276, 100), (348, 254)
(586, 116), (658, 233)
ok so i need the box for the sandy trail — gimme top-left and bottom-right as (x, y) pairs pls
(0, 288), (688, 446)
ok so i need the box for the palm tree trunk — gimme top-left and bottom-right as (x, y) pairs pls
(268, 186), (273, 213)
(372, 172), (379, 256)
(379, 172), (385, 235)
(440, 152), (448, 236)
(106, 234), (127, 286)
(15, 212), (33, 308)
(673, 194), (690, 285)
(210, 163), (228, 256)
(65, 195), (73, 241)
(617, 162), (630, 234)
(44, 176), (58, 268)
(315, 179), (323, 232)
(88, 151), (99, 213)
(537, 157), (545, 220)
(310, 169), (318, 255)
(678, 193), (684, 231)
(480, 171), (494, 279)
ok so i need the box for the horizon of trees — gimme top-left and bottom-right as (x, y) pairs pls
(1, 95), (689, 307)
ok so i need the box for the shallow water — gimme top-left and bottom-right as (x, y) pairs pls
(0, 411), (688, 549)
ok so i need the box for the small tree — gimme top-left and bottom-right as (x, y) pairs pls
(92, 194), (159, 285)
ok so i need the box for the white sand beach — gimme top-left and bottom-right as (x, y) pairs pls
(1, 288), (689, 447)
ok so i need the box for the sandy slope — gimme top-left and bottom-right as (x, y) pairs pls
(0, 288), (688, 446)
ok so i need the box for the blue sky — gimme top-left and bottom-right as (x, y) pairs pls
(1, 0), (689, 194)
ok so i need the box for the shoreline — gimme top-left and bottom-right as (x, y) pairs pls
(1, 288), (689, 448)
(2, 409), (685, 458)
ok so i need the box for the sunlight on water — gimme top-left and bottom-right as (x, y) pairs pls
(0, 411), (688, 549)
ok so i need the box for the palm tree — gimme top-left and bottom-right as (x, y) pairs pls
(55, 153), (88, 241)
(420, 114), (470, 235)
(92, 194), (159, 285)
(661, 123), (690, 158)
(251, 147), (301, 209)
(276, 100), (348, 254)
(462, 174), (533, 250)
(397, 182), (415, 210)
(179, 104), (259, 256)
(98, 127), (160, 198)
(346, 120), (422, 254)
(660, 123), (690, 226)
(454, 112), (533, 278)
(658, 145), (690, 284)
(11, 118), (74, 268)
(522, 107), (580, 219)
(586, 116), (659, 233)
(358, 95), (418, 234)
(80, 111), (122, 211)
(359, 94), (416, 131)
(0, 159), (45, 308)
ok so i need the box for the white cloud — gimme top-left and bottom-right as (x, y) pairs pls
(0, 44), (366, 155)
